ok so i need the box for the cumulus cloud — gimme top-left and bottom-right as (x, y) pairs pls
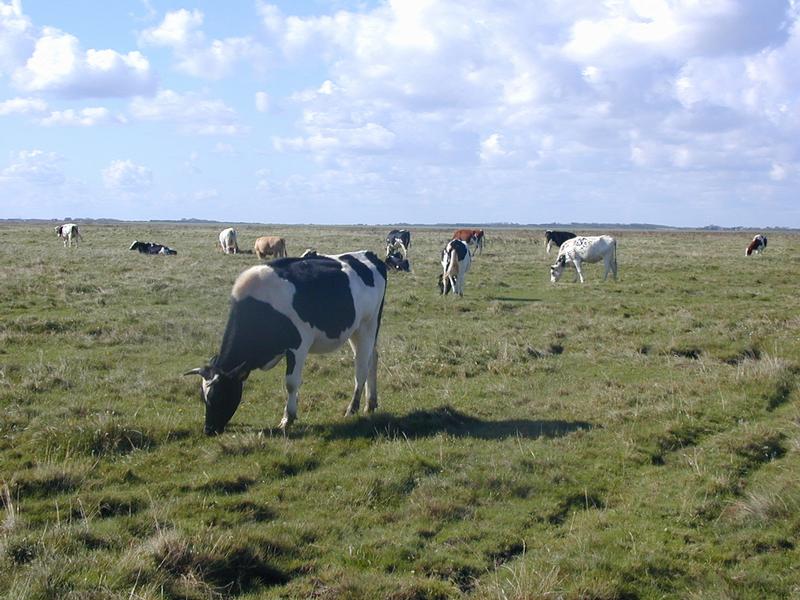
(129, 89), (246, 135)
(0, 96), (47, 115)
(102, 159), (152, 191)
(139, 9), (266, 79)
(11, 26), (156, 98)
(0, 149), (65, 185)
(39, 107), (126, 126)
(0, 1), (35, 74)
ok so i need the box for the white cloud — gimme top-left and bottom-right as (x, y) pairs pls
(102, 159), (152, 191)
(12, 27), (156, 98)
(129, 89), (246, 135)
(38, 106), (125, 126)
(0, 149), (65, 185)
(0, 96), (47, 115)
(255, 91), (270, 112)
(140, 9), (266, 79)
(0, 1), (35, 74)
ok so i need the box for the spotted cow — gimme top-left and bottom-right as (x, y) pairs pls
(550, 235), (617, 283)
(185, 251), (387, 435)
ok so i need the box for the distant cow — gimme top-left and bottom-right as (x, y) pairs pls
(439, 239), (472, 296)
(746, 234), (767, 256)
(254, 236), (287, 260)
(545, 230), (576, 254)
(55, 223), (83, 248)
(385, 251), (410, 272)
(185, 250), (387, 434)
(219, 228), (239, 254)
(452, 229), (485, 256)
(129, 241), (178, 255)
(550, 235), (616, 283)
(385, 229), (411, 259)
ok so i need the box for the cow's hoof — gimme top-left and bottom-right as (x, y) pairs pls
(278, 416), (295, 430)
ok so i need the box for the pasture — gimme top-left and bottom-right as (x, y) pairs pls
(1, 223), (799, 599)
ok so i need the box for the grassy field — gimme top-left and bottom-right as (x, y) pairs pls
(1, 223), (799, 599)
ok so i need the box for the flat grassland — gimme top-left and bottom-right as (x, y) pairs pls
(1, 224), (799, 599)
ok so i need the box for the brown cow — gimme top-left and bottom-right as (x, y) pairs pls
(254, 236), (288, 259)
(452, 228), (484, 256)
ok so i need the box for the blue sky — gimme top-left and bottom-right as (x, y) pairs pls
(1, 0), (798, 226)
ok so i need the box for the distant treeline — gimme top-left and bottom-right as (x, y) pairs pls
(1, 218), (796, 231)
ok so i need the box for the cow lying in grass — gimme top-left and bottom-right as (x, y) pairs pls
(129, 241), (178, 255)
(550, 235), (617, 283)
(185, 251), (387, 435)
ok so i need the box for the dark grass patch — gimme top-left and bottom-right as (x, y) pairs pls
(266, 455), (319, 478)
(11, 468), (80, 498)
(145, 530), (290, 593)
(668, 347), (702, 360)
(728, 431), (786, 476)
(650, 423), (710, 465)
(227, 500), (276, 522)
(4, 535), (43, 565)
(96, 494), (146, 518)
(721, 346), (762, 365)
(417, 555), (483, 594)
(198, 475), (256, 494)
(548, 491), (606, 525)
(762, 369), (797, 411)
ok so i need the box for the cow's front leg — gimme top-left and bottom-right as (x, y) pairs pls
(574, 260), (585, 283)
(279, 349), (304, 429)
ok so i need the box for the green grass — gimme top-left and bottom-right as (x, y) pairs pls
(1, 223), (799, 599)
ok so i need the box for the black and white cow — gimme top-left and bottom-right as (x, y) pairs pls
(56, 223), (83, 247)
(386, 229), (411, 259)
(438, 239), (471, 296)
(385, 251), (410, 272)
(745, 234), (767, 256)
(550, 235), (617, 283)
(185, 251), (387, 435)
(544, 230), (576, 254)
(129, 241), (178, 255)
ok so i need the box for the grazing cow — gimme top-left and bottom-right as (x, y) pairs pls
(438, 239), (471, 296)
(550, 235), (617, 283)
(218, 228), (239, 254)
(544, 230), (576, 254)
(185, 251), (387, 435)
(385, 229), (411, 259)
(745, 234), (767, 256)
(385, 251), (410, 272)
(129, 240), (178, 255)
(55, 223), (83, 248)
(452, 228), (485, 256)
(254, 236), (287, 260)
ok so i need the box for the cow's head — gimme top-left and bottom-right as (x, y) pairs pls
(55, 225), (62, 236)
(184, 360), (247, 435)
(549, 255), (567, 283)
(129, 241), (141, 251)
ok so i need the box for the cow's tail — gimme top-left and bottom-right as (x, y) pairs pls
(613, 238), (618, 280)
(447, 246), (460, 279)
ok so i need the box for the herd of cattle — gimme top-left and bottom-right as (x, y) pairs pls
(54, 222), (771, 435)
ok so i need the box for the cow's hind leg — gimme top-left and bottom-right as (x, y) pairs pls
(279, 349), (305, 429)
(345, 331), (375, 416)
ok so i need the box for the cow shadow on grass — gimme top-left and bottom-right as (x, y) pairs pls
(307, 405), (593, 441)
(489, 296), (543, 303)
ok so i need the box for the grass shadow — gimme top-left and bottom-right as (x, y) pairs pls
(488, 296), (543, 303)
(312, 405), (593, 441)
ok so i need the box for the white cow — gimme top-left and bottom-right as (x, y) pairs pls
(439, 239), (472, 296)
(218, 228), (239, 254)
(550, 235), (617, 283)
(55, 223), (83, 248)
